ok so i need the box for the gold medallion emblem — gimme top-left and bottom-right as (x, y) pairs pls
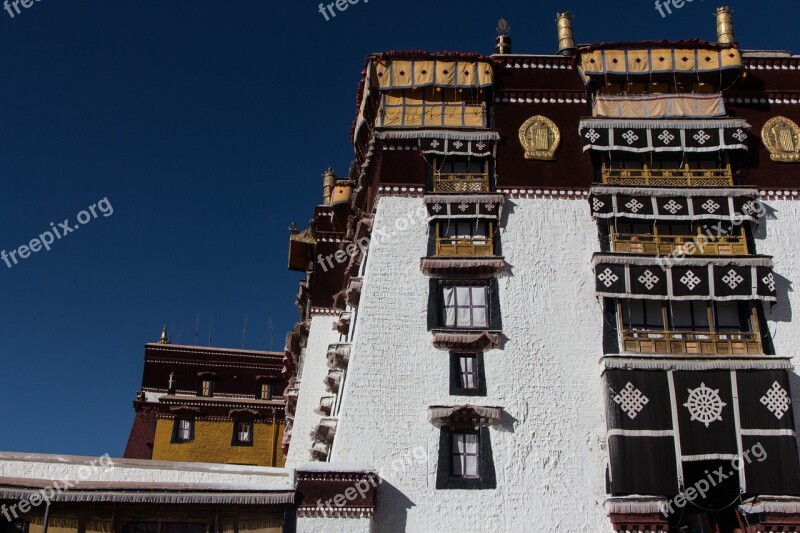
(762, 116), (800, 163)
(519, 115), (560, 160)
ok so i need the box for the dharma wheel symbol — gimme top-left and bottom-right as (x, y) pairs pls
(684, 383), (727, 428)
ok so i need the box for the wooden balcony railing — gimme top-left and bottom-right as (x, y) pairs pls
(622, 329), (762, 355)
(611, 232), (749, 256)
(433, 172), (490, 193)
(602, 165), (734, 186)
(436, 237), (494, 257)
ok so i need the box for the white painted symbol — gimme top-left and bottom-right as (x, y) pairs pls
(429, 140), (441, 149)
(663, 200), (683, 214)
(475, 141), (487, 151)
(684, 383), (727, 428)
(762, 273), (776, 293)
(626, 199), (645, 213)
(622, 130), (639, 145)
(732, 129), (748, 142)
(457, 202), (469, 212)
(638, 270), (660, 290)
(614, 383), (650, 420)
(694, 130), (712, 145)
(431, 204), (442, 213)
(722, 269), (744, 290)
(592, 198), (605, 212)
(453, 141), (464, 149)
(484, 203), (496, 212)
(701, 199), (721, 213)
(681, 271), (702, 290)
(585, 129), (601, 143)
(658, 130), (675, 144)
(760, 382), (791, 420)
(598, 268), (619, 288)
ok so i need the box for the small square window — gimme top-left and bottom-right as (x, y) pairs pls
(173, 418), (194, 443)
(450, 352), (486, 397)
(259, 382), (274, 400)
(442, 285), (489, 329)
(199, 379), (215, 397)
(457, 354), (478, 390)
(233, 419), (254, 446)
(451, 431), (480, 479)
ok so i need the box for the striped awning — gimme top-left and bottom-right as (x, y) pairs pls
(593, 254), (777, 302)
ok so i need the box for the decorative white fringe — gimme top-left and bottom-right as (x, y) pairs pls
(580, 118), (751, 130)
(602, 357), (794, 371)
(375, 129), (501, 141)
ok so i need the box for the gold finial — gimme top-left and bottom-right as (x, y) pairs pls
(556, 12), (575, 55)
(715, 6), (735, 45)
(496, 19), (510, 37)
(322, 167), (337, 205)
(495, 19), (512, 54)
(159, 325), (170, 344)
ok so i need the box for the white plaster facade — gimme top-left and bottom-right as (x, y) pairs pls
(325, 195), (611, 533)
(752, 199), (800, 455)
(286, 314), (342, 467)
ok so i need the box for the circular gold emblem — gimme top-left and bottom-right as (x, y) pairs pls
(519, 115), (561, 160)
(762, 116), (800, 163)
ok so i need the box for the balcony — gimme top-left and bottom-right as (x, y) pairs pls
(621, 329), (762, 355)
(602, 165), (733, 187)
(432, 171), (490, 193)
(611, 232), (748, 256)
(436, 236), (494, 257)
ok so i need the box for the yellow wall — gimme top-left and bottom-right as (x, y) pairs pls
(152, 418), (286, 467)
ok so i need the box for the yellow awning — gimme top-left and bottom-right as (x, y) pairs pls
(371, 59), (494, 90)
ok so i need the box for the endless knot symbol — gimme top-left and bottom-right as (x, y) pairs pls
(622, 130), (640, 145)
(762, 273), (776, 293)
(598, 268), (619, 288)
(614, 383), (650, 420)
(658, 130), (676, 144)
(585, 129), (600, 143)
(694, 130), (711, 145)
(638, 270), (660, 290)
(663, 200), (683, 214)
(681, 271), (702, 290)
(701, 199), (721, 213)
(722, 269), (744, 290)
(760, 382), (791, 420)
(626, 199), (645, 213)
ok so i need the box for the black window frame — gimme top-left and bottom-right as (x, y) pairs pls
(197, 378), (216, 398)
(257, 381), (274, 400)
(429, 279), (502, 332)
(231, 417), (254, 447)
(171, 417), (195, 444)
(435, 425), (496, 490)
(440, 283), (490, 330)
(449, 352), (486, 396)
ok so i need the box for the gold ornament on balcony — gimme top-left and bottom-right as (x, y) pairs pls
(519, 115), (560, 160)
(762, 116), (800, 163)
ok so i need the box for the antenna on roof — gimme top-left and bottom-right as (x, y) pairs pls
(194, 313), (200, 345)
(208, 313), (214, 347)
(241, 314), (249, 349)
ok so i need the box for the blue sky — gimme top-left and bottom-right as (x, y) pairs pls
(0, 0), (796, 457)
